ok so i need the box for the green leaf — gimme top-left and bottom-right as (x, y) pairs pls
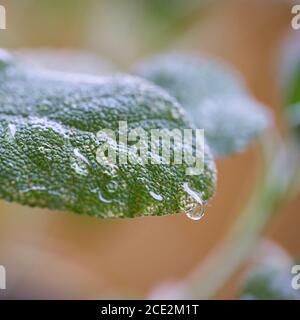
(134, 53), (271, 156)
(0, 50), (216, 219)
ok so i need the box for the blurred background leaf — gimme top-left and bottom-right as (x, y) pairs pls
(280, 32), (300, 137)
(135, 53), (271, 156)
(240, 241), (300, 300)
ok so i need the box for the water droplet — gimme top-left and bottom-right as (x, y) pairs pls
(183, 182), (202, 203)
(38, 146), (51, 154)
(186, 204), (205, 221)
(73, 148), (90, 165)
(104, 164), (119, 178)
(107, 181), (118, 193)
(183, 182), (205, 221)
(20, 185), (47, 193)
(7, 123), (17, 141)
(98, 191), (113, 204)
(71, 160), (89, 176)
(149, 191), (163, 201)
(71, 148), (90, 176)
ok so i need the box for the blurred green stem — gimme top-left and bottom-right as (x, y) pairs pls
(180, 128), (300, 299)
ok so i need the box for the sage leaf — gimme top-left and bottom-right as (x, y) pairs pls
(135, 53), (271, 156)
(0, 50), (216, 218)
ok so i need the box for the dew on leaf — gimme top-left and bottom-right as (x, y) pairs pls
(7, 123), (17, 141)
(183, 182), (205, 221)
(107, 181), (118, 193)
(186, 204), (205, 221)
(20, 185), (47, 193)
(149, 191), (163, 201)
(70, 148), (90, 176)
(98, 191), (113, 204)
(73, 148), (90, 165)
(71, 159), (89, 176)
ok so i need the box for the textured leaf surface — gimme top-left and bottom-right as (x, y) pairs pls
(135, 53), (271, 156)
(0, 50), (216, 218)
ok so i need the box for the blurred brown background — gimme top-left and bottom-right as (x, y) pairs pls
(0, 0), (299, 299)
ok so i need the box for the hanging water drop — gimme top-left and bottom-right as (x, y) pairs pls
(183, 182), (205, 221)
(186, 203), (205, 221)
